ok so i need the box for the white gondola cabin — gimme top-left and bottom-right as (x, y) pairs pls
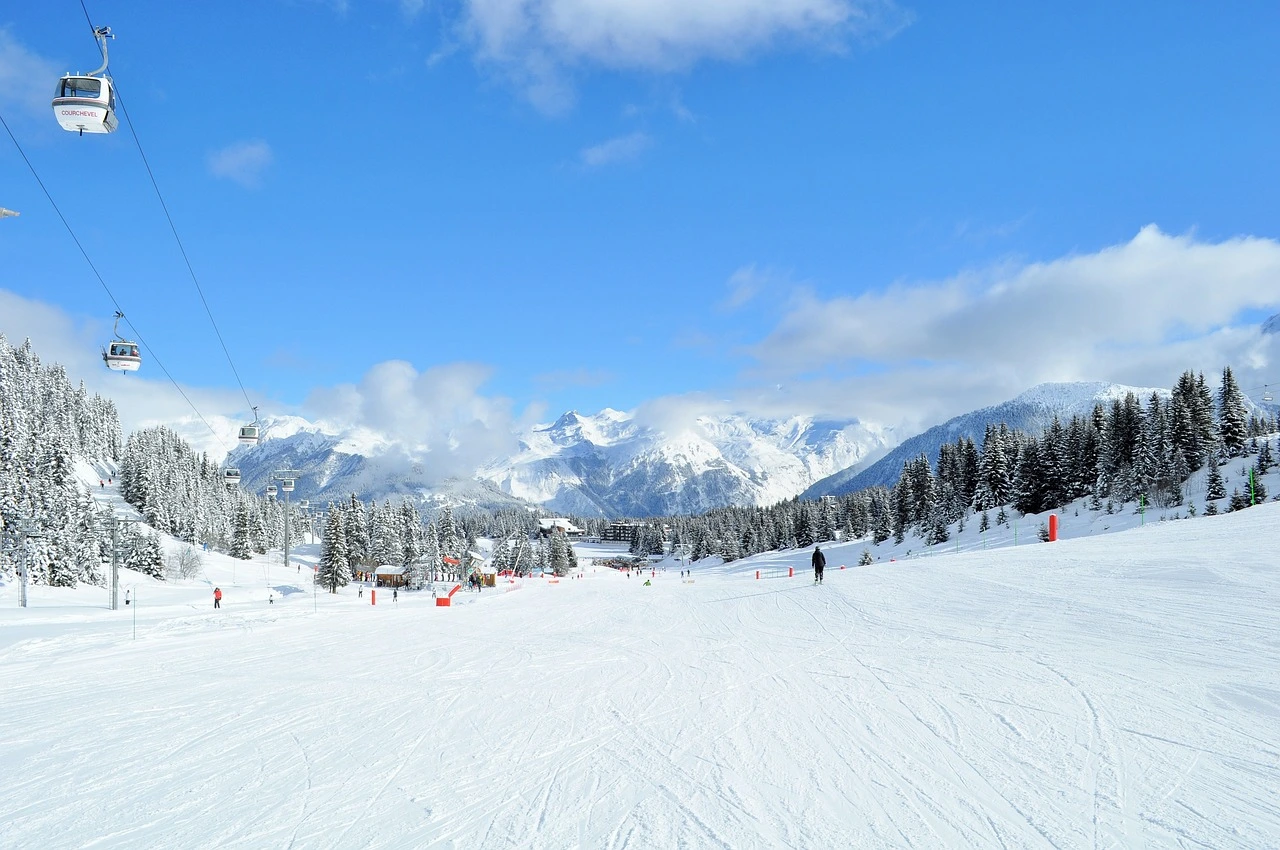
(280, 478), (295, 493)
(102, 312), (140, 372)
(238, 406), (261, 445)
(52, 27), (118, 135)
(224, 468), (241, 488)
(53, 75), (118, 134)
(298, 499), (309, 510)
(265, 484), (278, 500)
(103, 340), (141, 371)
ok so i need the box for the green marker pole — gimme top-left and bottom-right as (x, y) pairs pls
(1140, 493), (1145, 526)
(1250, 468), (1256, 506)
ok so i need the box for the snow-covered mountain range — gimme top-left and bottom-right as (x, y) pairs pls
(225, 378), (1261, 517)
(225, 409), (894, 517)
(476, 410), (894, 516)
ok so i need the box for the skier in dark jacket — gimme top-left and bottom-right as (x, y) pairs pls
(812, 546), (826, 583)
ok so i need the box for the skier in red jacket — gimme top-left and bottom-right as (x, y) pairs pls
(213, 587), (222, 609)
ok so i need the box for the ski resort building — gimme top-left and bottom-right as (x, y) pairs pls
(537, 518), (583, 537)
(602, 521), (644, 543)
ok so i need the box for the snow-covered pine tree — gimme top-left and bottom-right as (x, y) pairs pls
(420, 522), (442, 580)
(399, 501), (422, 566)
(317, 508), (351, 592)
(437, 504), (462, 564)
(1218, 366), (1248, 457)
(123, 527), (165, 579)
(1012, 439), (1046, 514)
(344, 495), (369, 568)
(229, 503), (254, 560)
(369, 501), (402, 566)
(1205, 462), (1226, 501)
(548, 530), (572, 576)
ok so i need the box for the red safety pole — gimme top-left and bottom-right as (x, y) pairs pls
(788, 566), (794, 577)
(371, 589), (376, 605)
(1048, 514), (1058, 542)
(755, 570), (760, 580)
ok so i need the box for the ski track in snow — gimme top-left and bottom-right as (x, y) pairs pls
(2, 507), (1280, 849)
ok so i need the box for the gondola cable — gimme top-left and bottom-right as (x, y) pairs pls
(77, 0), (260, 426)
(0, 108), (230, 454)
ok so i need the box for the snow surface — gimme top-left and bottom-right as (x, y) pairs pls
(2, 496), (1279, 847)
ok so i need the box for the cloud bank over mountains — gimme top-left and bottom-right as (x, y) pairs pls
(745, 226), (1280, 431)
(4, 227), (1280, 466)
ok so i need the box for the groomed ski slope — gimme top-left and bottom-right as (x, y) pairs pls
(2, 507), (1279, 848)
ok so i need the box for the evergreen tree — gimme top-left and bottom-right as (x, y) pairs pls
(871, 500), (892, 545)
(438, 504), (462, 563)
(1012, 440), (1046, 514)
(229, 503), (253, 560)
(926, 509), (950, 546)
(421, 523), (443, 580)
(122, 527), (164, 580)
(1258, 438), (1275, 474)
(369, 501), (402, 565)
(1218, 366), (1248, 457)
(344, 495), (369, 567)
(317, 509), (351, 592)
(548, 531), (571, 575)
(1205, 462), (1226, 501)
(399, 502), (423, 566)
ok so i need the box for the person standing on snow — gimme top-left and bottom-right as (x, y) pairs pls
(812, 546), (826, 584)
(213, 587), (222, 608)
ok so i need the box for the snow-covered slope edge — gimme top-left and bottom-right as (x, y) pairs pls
(802, 381), (1168, 498)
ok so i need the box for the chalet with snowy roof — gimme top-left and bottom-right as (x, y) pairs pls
(538, 518), (583, 537)
(373, 565), (406, 587)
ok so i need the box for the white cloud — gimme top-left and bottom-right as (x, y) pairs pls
(305, 360), (521, 480)
(721, 263), (798, 311)
(744, 226), (1280, 428)
(0, 28), (60, 118)
(580, 131), (651, 167)
(459, 0), (912, 108)
(207, 140), (273, 188)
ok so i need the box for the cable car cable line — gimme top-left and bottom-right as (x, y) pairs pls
(0, 107), (230, 455)
(75, 0), (261, 427)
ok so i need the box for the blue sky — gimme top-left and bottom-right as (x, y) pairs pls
(4, 0), (1280, 456)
